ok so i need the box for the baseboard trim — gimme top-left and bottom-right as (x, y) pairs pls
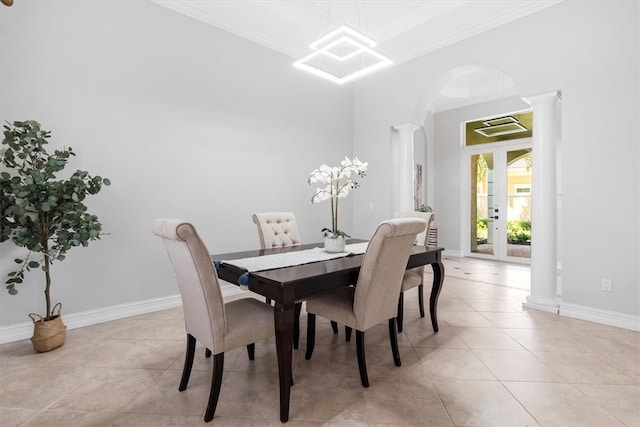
(0, 295), (182, 344)
(560, 303), (640, 332)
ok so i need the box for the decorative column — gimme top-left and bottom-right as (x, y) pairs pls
(392, 123), (420, 214)
(523, 91), (561, 313)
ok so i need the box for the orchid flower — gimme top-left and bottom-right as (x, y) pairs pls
(308, 156), (367, 238)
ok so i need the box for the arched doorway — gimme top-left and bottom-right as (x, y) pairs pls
(412, 65), (528, 258)
(409, 64), (562, 313)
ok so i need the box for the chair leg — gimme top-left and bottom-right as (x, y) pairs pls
(356, 330), (369, 387)
(345, 326), (352, 342)
(205, 348), (211, 358)
(418, 284), (425, 318)
(331, 320), (338, 334)
(294, 302), (302, 349)
(388, 318), (402, 367)
(397, 292), (405, 333)
(179, 334), (196, 391)
(305, 313), (316, 360)
(246, 343), (255, 360)
(204, 353), (224, 422)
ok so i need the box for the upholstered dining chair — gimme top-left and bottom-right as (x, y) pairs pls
(152, 219), (275, 422)
(393, 211), (435, 332)
(252, 211), (302, 249)
(252, 211), (340, 347)
(304, 218), (426, 387)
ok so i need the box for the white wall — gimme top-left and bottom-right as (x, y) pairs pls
(0, 1), (354, 327)
(353, 1), (639, 321)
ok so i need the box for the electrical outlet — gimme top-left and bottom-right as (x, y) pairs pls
(601, 279), (612, 292)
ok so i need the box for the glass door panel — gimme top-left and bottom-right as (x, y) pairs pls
(505, 149), (532, 260)
(470, 152), (495, 256)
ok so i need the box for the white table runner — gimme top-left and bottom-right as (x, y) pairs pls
(221, 242), (369, 273)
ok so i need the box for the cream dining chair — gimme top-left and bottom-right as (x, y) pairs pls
(394, 211), (435, 332)
(252, 211), (301, 248)
(252, 212), (340, 349)
(304, 218), (426, 387)
(152, 219), (275, 422)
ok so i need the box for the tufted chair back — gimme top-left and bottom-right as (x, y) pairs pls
(353, 218), (427, 330)
(152, 219), (226, 353)
(394, 211), (434, 246)
(252, 212), (301, 249)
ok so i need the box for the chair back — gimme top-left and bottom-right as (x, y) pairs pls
(394, 211), (434, 246)
(252, 212), (301, 248)
(152, 219), (225, 353)
(354, 218), (426, 330)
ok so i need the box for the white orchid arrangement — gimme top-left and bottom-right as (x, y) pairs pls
(308, 156), (368, 238)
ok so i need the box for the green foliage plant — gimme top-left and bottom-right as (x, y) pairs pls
(0, 120), (110, 320)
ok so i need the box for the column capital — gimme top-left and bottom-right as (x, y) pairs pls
(523, 90), (561, 106)
(393, 123), (421, 133)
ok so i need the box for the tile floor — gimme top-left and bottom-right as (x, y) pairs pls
(1, 256), (639, 426)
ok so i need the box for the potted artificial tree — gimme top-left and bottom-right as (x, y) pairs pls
(0, 120), (110, 352)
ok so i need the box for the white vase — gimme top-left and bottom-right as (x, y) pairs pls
(324, 235), (346, 253)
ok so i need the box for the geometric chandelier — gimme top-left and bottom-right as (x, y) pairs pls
(293, 25), (393, 84)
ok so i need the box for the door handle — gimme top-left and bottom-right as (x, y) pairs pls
(490, 216), (499, 219)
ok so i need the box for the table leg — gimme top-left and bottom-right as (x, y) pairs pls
(429, 260), (445, 332)
(274, 302), (295, 422)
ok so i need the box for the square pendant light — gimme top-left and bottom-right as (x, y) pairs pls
(474, 116), (528, 137)
(294, 25), (392, 84)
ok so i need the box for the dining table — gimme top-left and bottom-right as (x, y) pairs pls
(213, 240), (445, 423)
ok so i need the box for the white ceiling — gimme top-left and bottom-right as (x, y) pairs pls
(151, 0), (560, 109)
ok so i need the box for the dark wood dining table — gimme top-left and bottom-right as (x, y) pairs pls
(213, 241), (444, 423)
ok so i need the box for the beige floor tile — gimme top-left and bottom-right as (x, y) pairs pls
(459, 298), (518, 313)
(455, 327), (525, 350)
(213, 371), (282, 420)
(363, 367), (440, 402)
(47, 338), (184, 370)
(128, 306), (185, 321)
(95, 413), (209, 426)
(532, 351), (636, 385)
(126, 367), (213, 417)
(0, 386), (66, 411)
(503, 328), (585, 352)
(0, 408), (41, 427)
(420, 348), (496, 380)
(365, 396), (453, 426)
(103, 318), (185, 341)
(432, 379), (539, 426)
(473, 349), (565, 382)
(479, 311), (542, 329)
(49, 367), (163, 413)
(296, 343), (360, 378)
(3, 256), (639, 426)
(438, 311), (495, 328)
(398, 307), (432, 330)
(0, 340), (67, 381)
(504, 381), (626, 426)
(229, 340), (287, 374)
(403, 324), (468, 349)
(431, 295), (475, 312)
(559, 327), (640, 354)
(575, 384), (640, 426)
(21, 410), (125, 426)
(601, 351), (640, 382)
(291, 394), (367, 423)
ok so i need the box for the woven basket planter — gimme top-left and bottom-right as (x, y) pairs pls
(29, 303), (67, 353)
